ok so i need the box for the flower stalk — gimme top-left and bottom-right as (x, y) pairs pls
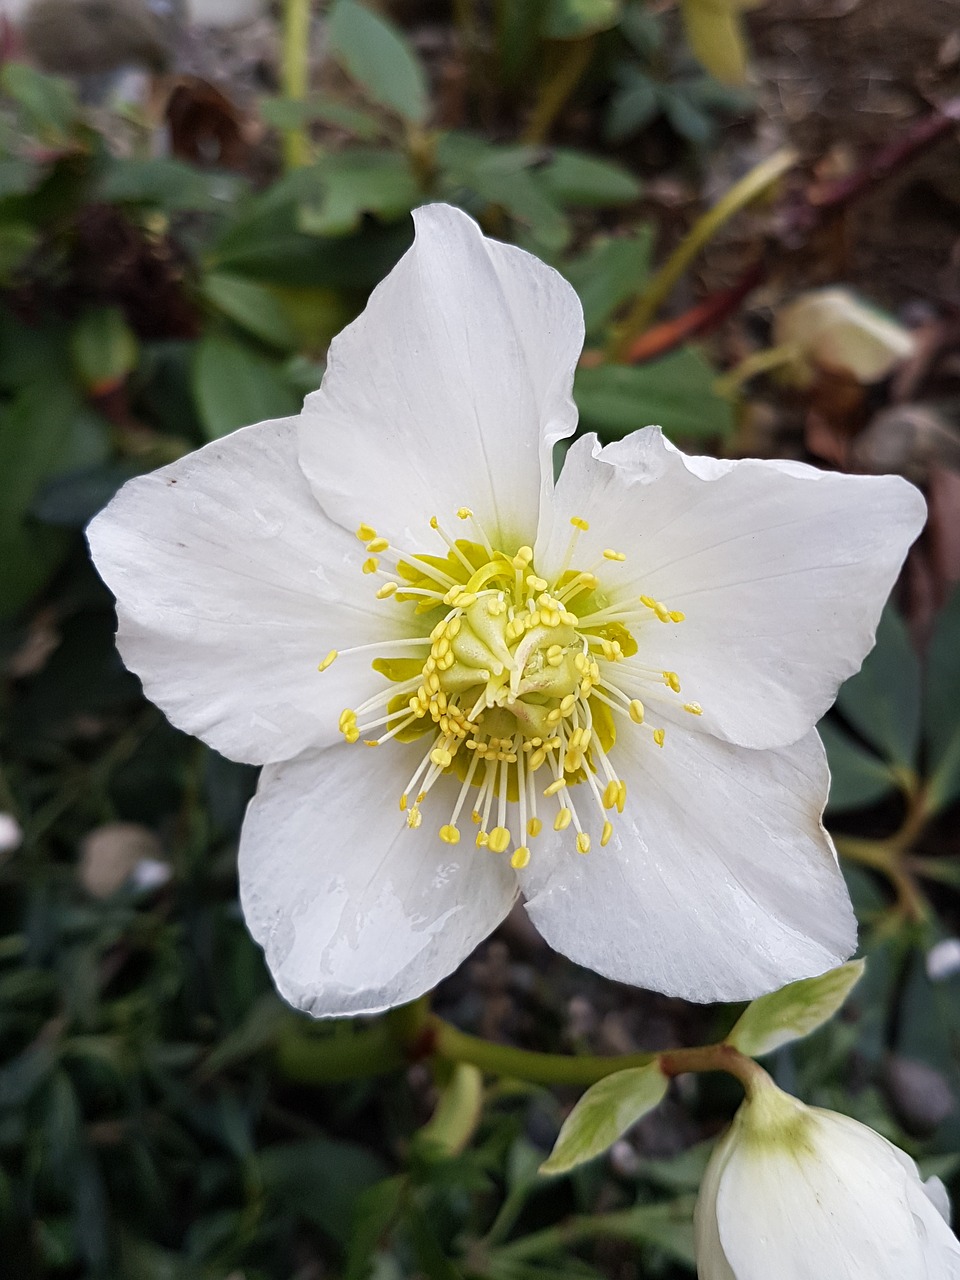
(282, 0), (312, 169)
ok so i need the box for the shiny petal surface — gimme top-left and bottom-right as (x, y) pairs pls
(239, 744), (518, 1017)
(536, 431), (926, 751)
(88, 418), (413, 765)
(715, 1108), (960, 1279)
(299, 204), (584, 550)
(518, 728), (855, 1003)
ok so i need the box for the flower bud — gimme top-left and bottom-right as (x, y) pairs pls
(695, 1078), (960, 1279)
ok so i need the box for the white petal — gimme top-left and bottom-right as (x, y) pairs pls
(694, 1128), (739, 1280)
(923, 1176), (953, 1227)
(299, 203), (584, 550)
(87, 418), (416, 765)
(239, 744), (518, 1017)
(518, 728), (855, 1002)
(715, 1109), (960, 1280)
(536, 430), (926, 750)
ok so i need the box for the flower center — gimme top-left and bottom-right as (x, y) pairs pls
(322, 511), (702, 869)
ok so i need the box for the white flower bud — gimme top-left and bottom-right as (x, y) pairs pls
(695, 1079), (960, 1279)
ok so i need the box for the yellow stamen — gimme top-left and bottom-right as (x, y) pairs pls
(570, 516), (590, 531)
(527, 817), (542, 838)
(653, 728), (665, 748)
(603, 549), (626, 562)
(628, 699), (645, 724)
(510, 845), (531, 869)
(683, 702), (703, 716)
(601, 821), (613, 847)
(376, 582), (398, 598)
(318, 649), (337, 672)
(356, 523), (377, 541)
(576, 832), (591, 854)
(488, 826), (511, 854)
(554, 808), (572, 831)
(439, 824), (460, 844)
(362, 557), (378, 574)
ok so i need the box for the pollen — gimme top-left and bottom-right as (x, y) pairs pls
(333, 506), (700, 869)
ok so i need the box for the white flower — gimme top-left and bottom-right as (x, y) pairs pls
(86, 203), (925, 1017)
(695, 1079), (960, 1280)
(0, 812), (23, 858)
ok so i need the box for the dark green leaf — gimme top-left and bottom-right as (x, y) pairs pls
(574, 347), (734, 442)
(328, 0), (429, 124)
(604, 73), (660, 143)
(925, 585), (960, 812)
(203, 272), (300, 350)
(69, 307), (139, 390)
(97, 157), (243, 212)
(1, 64), (77, 140)
(345, 1176), (407, 1280)
(539, 149), (641, 207)
(259, 1138), (390, 1243)
(819, 718), (897, 814)
(0, 221), (38, 282)
(297, 150), (420, 237)
(541, 0), (621, 39)
(835, 604), (921, 770)
(562, 229), (653, 335)
(260, 95), (384, 139)
(192, 333), (301, 439)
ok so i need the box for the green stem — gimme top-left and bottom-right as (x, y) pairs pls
(522, 36), (595, 145)
(491, 1198), (696, 1262)
(278, 1022), (406, 1084)
(658, 1041), (771, 1100)
(713, 342), (800, 398)
(609, 147), (797, 360)
(432, 1018), (657, 1085)
(282, 0), (312, 169)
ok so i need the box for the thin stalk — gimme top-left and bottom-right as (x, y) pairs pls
(522, 37), (595, 145)
(282, 0), (312, 169)
(609, 147), (797, 359)
(432, 1018), (656, 1085)
(658, 1041), (771, 1100)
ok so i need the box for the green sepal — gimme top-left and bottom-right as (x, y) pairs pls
(725, 959), (865, 1058)
(540, 1060), (666, 1175)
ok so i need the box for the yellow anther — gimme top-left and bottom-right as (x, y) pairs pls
(457, 592), (477, 608)
(653, 728), (665, 748)
(528, 748), (547, 770)
(510, 845), (531, 870)
(376, 582), (398, 599)
(399, 794), (408, 812)
(560, 611), (579, 626)
(447, 616), (462, 637)
(654, 604), (671, 623)
(576, 832), (591, 854)
(318, 649), (338, 672)
(570, 516), (590, 531)
(362, 557), (379, 574)
(439, 824), (460, 845)
(488, 826), (511, 854)
(356, 523), (377, 541)
(546, 708), (562, 724)
(617, 781), (627, 813)
(601, 821), (613, 847)
(343, 727), (359, 743)
(429, 515), (439, 529)
(663, 671), (681, 693)
(544, 778), (567, 798)
(559, 693), (576, 715)
(430, 747), (452, 767)
(457, 507), (473, 519)
(407, 808), (423, 829)
(669, 611), (685, 623)
(640, 595), (656, 609)
(471, 810), (481, 824)
(547, 644), (563, 659)
(339, 709), (356, 730)
(513, 546), (534, 568)
(525, 574), (548, 593)
(476, 830), (489, 847)
(364, 739), (378, 747)
(366, 537), (389, 553)
(527, 817), (543, 838)
(603, 549), (626, 562)
(628, 699), (645, 724)
(554, 807), (572, 831)
(683, 702), (703, 716)
(602, 780), (620, 810)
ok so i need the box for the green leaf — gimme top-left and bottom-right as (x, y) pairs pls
(539, 148), (642, 207)
(192, 333), (300, 439)
(203, 272), (300, 350)
(96, 157), (242, 212)
(0, 221), (38, 282)
(344, 1176), (407, 1280)
(925, 585), (960, 813)
(69, 307), (139, 391)
(726, 960), (865, 1058)
(259, 94), (385, 139)
(574, 347), (734, 442)
(562, 229), (653, 335)
(297, 150), (420, 237)
(0, 64), (77, 140)
(818, 718), (896, 814)
(540, 1061), (666, 1174)
(259, 1137), (389, 1243)
(605, 71), (660, 143)
(680, 0), (751, 86)
(328, 0), (429, 124)
(542, 0), (622, 40)
(438, 136), (570, 250)
(835, 604), (921, 770)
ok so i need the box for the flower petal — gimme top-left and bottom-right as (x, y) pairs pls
(536, 430), (926, 750)
(715, 1109), (960, 1279)
(299, 203), (584, 550)
(87, 418), (415, 765)
(518, 728), (855, 1002)
(239, 744), (518, 1016)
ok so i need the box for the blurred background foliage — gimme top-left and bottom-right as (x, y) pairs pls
(2, 0), (960, 1275)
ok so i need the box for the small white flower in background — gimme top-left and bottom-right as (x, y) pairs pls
(87, 203), (925, 1017)
(774, 286), (917, 387)
(927, 938), (960, 983)
(0, 812), (23, 859)
(695, 1077), (960, 1280)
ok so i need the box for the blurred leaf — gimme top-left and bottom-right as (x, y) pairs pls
(0, 221), (38, 282)
(925, 586), (960, 813)
(0, 156), (43, 198)
(680, 0), (751, 86)
(199, 993), (291, 1078)
(328, 0), (429, 124)
(438, 136), (569, 251)
(192, 333), (301, 439)
(97, 157), (243, 212)
(260, 1138), (390, 1243)
(562, 229), (652, 335)
(541, 1062), (666, 1174)
(659, 85), (713, 144)
(31, 462), (141, 527)
(819, 718), (897, 814)
(345, 1176), (407, 1280)
(70, 307), (139, 392)
(297, 150), (420, 237)
(0, 64), (77, 140)
(835, 605), (921, 771)
(260, 95), (384, 139)
(620, 4), (664, 57)
(538, 148), (641, 206)
(542, 0), (621, 39)
(574, 347), (734, 441)
(726, 960), (865, 1057)
(203, 272), (300, 350)
(497, 0), (548, 83)
(414, 1064), (484, 1161)
(605, 69), (660, 143)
